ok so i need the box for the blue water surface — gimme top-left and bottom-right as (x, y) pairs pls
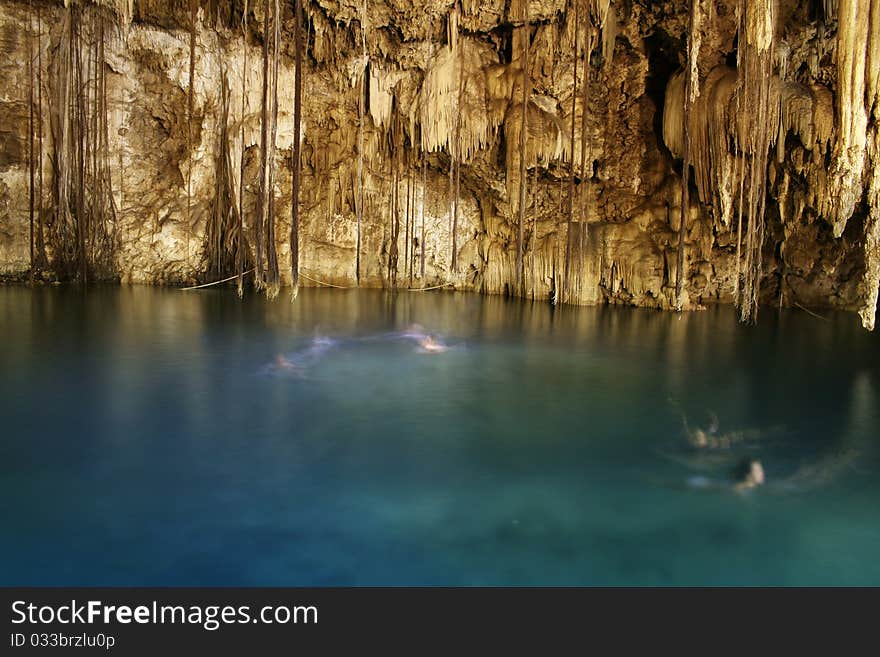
(0, 286), (878, 585)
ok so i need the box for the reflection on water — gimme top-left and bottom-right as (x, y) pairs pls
(0, 286), (878, 585)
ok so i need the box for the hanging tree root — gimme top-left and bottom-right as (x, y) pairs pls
(181, 269), (255, 291)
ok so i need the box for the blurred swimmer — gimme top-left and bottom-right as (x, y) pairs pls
(733, 458), (765, 491)
(683, 458), (765, 493)
(266, 333), (338, 376)
(272, 324), (455, 359)
(417, 334), (449, 353)
(678, 407), (766, 450)
(264, 353), (304, 377)
(380, 323), (451, 353)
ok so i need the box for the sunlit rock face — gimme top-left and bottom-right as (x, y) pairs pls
(0, 1), (874, 326)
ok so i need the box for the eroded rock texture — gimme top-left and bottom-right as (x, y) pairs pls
(0, 0), (877, 327)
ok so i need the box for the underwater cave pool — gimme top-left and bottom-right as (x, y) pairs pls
(0, 286), (879, 586)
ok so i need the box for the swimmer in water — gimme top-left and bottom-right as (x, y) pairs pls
(684, 458), (765, 492)
(268, 332), (337, 376)
(733, 458), (765, 491)
(274, 353), (301, 373)
(685, 411), (718, 447)
(418, 334), (448, 353)
(680, 409), (764, 450)
(388, 323), (450, 353)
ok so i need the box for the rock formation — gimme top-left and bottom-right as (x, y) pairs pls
(0, 0), (877, 327)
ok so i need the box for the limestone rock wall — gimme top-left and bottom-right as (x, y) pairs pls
(0, 0), (873, 327)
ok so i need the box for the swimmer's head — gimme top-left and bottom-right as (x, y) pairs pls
(692, 429), (709, 448)
(734, 458), (765, 488)
(275, 354), (300, 371)
(750, 460), (765, 485)
(418, 335), (447, 352)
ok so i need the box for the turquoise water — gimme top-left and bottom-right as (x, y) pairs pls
(0, 286), (878, 585)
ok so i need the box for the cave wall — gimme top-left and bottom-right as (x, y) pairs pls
(0, 0), (873, 325)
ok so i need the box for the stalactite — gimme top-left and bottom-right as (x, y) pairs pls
(95, 12), (115, 277)
(736, 0), (775, 324)
(47, 4), (115, 283)
(551, 1), (565, 304)
(576, 22), (595, 303)
(237, 0), (248, 297)
(51, 10), (70, 277)
(777, 168), (791, 308)
(451, 2), (462, 273)
(72, 9), (86, 283)
(291, 0), (304, 299)
(823, 0), (837, 21)
(659, 0), (802, 320)
(36, 3), (45, 271)
(446, 36), (455, 267)
(256, 0), (270, 291)
(822, 0), (880, 329)
(0, 0), (865, 328)
(256, 0), (279, 298)
(515, 0), (530, 296)
(592, 0), (616, 70)
(530, 166), (537, 300)
(418, 38), (500, 161)
(205, 65), (249, 286)
(775, 42), (789, 165)
(264, 0), (282, 298)
(91, 16), (99, 274)
(405, 153), (412, 286)
(552, 171), (563, 305)
(862, 147), (880, 330)
(420, 152), (426, 281)
(186, 0), (197, 271)
(28, 0), (35, 283)
(369, 64), (398, 131)
(852, 0), (880, 329)
(447, 145), (454, 250)
(734, 121), (745, 299)
(828, 0), (869, 238)
(675, 0), (701, 312)
(355, 0), (367, 285)
(563, 0), (580, 303)
(388, 118), (401, 287)
(452, 103), (462, 273)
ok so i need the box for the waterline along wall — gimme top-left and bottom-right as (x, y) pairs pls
(0, 0), (878, 328)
